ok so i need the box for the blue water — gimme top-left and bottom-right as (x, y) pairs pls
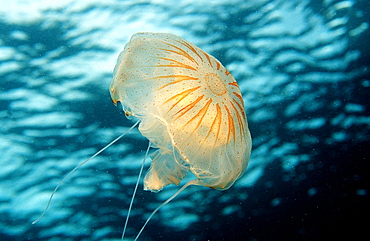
(0, 0), (369, 240)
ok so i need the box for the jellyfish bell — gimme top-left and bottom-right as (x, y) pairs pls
(111, 32), (252, 239)
(111, 32), (251, 191)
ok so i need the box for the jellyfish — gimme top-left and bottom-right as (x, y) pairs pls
(110, 32), (252, 239)
(32, 32), (252, 241)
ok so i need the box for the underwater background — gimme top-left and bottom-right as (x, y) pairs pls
(0, 0), (369, 240)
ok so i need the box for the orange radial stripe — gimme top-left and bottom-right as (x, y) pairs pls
(232, 99), (246, 120)
(228, 82), (239, 87)
(183, 99), (212, 130)
(158, 57), (197, 71)
(155, 75), (199, 91)
(159, 40), (198, 65)
(230, 100), (245, 140)
(232, 92), (244, 104)
(175, 39), (204, 63)
(159, 47), (197, 65)
(173, 95), (204, 121)
(155, 64), (197, 71)
(151, 74), (198, 80)
(225, 69), (230, 75)
(200, 49), (213, 67)
(163, 86), (201, 112)
(216, 61), (221, 70)
(224, 105), (236, 142)
(206, 103), (222, 141)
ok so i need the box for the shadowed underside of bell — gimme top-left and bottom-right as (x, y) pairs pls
(110, 32), (252, 192)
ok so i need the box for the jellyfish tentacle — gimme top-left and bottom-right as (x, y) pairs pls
(134, 179), (201, 241)
(33, 120), (140, 225)
(121, 141), (151, 240)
